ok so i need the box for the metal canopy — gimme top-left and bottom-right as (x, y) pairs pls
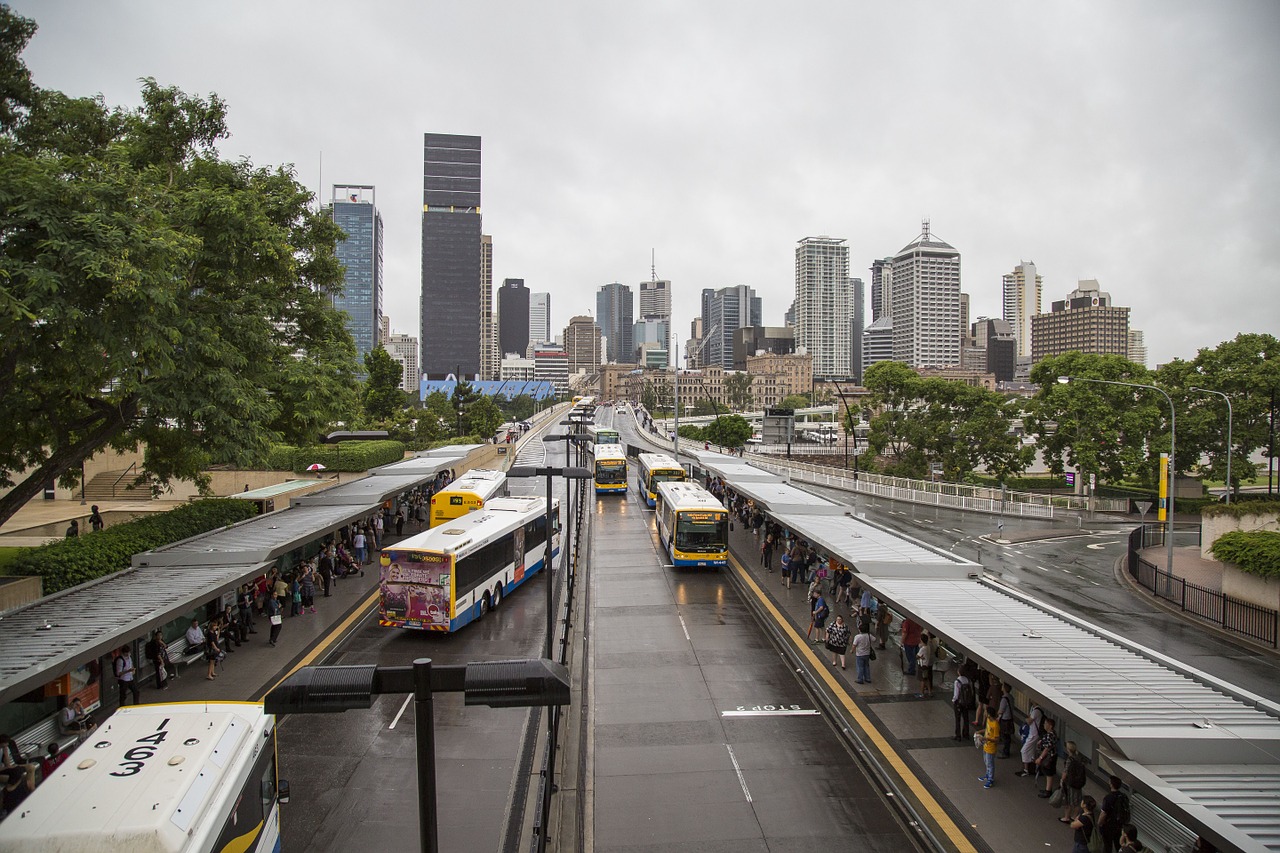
(773, 511), (974, 574)
(1106, 758), (1280, 852)
(689, 453), (779, 482)
(728, 479), (848, 515)
(0, 559), (269, 705)
(231, 479), (324, 500)
(368, 456), (459, 477)
(133, 503), (372, 568)
(863, 576), (1280, 765)
(288, 474), (427, 507)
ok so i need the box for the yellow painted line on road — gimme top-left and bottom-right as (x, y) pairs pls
(728, 554), (978, 853)
(258, 589), (380, 700)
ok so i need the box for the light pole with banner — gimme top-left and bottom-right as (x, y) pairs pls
(1059, 376), (1175, 579)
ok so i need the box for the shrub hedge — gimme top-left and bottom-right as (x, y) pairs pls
(263, 440), (406, 473)
(969, 474), (1070, 492)
(1210, 530), (1280, 578)
(1202, 500), (1280, 520)
(9, 499), (258, 594)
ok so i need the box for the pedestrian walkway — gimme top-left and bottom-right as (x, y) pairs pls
(724, 522), (1087, 853)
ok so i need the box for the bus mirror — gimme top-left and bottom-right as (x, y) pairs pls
(276, 779), (291, 804)
(463, 659), (571, 709)
(264, 665), (378, 715)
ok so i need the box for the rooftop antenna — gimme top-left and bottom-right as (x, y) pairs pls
(651, 248), (657, 282)
(921, 217), (930, 240)
(318, 151), (323, 210)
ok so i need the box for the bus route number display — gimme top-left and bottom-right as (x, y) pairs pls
(109, 719), (169, 777)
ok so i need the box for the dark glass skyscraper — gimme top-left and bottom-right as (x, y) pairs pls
(595, 283), (634, 364)
(330, 185), (383, 369)
(421, 133), (482, 378)
(498, 278), (530, 357)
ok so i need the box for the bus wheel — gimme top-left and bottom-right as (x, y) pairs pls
(479, 592), (491, 618)
(492, 585), (503, 609)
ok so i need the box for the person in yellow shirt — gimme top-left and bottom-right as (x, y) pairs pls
(979, 704), (1000, 789)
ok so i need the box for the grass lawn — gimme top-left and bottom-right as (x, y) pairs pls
(0, 547), (28, 576)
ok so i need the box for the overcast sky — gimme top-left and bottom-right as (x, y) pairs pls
(13, 1), (1280, 368)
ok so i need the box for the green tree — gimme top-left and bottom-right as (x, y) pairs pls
(0, 13), (358, 526)
(464, 395), (504, 439)
(862, 362), (927, 472)
(362, 346), (405, 421)
(690, 398), (719, 417)
(1156, 333), (1279, 495)
(1024, 353), (1159, 486)
(499, 394), (536, 422)
(777, 393), (811, 410)
(724, 371), (754, 411)
(704, 414), (753, 448)
(450, 379), (480, 436)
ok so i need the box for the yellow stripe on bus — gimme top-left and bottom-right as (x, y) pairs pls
(728, 554), (978, 853)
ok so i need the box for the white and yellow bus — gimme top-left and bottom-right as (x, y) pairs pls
(380, 495), (560, 631)
(585, 425), (620, 454)
(429, 468), (507, 528)
(636, 452), (685, 507)
(592, 444), (628, 494)
(0, 702), (286, 853)
(655, 481), (730, 567)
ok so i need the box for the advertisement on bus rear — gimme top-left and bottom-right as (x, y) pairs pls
(380, 551), (452, 629)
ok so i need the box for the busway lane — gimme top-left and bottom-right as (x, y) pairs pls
(275, 433), (575, 853)
(583, 469), (924, 852)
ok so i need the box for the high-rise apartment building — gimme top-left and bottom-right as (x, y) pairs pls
(794, 237), (855, 378)
(685, 317), (704, 369)
(633, 318), (669, 368)
(869, 257), (893, 323)
(700, 285), (762, 370)
(639, 277), (672, 367)
(564, 315), (602, 376)
(1002, 261), (1042, 359)
(497, 278), (530, 357)
(983, 318), (1017, 382)
(595, 283), (633, 364)
(1127, 329), (1147, 368)
(383, 330), (421, 395)
(529, 292), (552, 345)
(329, 185), (383, 367)
(479, 234), (495, 379)
(850, 276), (865, 382)
(890, 221), (962, 369)
(1030, 280), (1130, 362)
(862, 315), (894, 373)
(732, 326), (795, 370)
(421, 133), (482, 379)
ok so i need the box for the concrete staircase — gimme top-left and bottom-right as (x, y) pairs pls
(82, 469), (153, 502)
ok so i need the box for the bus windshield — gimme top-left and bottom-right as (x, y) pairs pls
(595, 461), (626, 483)
(675, 512), (728, 553)
(649, 470), (683, 487)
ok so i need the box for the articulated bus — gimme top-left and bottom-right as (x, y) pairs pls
(0, 702), (286, 853)
(635, 452), (685, 507)
(429, 468), (507, 528)
(592, 444), (628, 494)
(585, 425), (620, 453)
(655, 481), (730, 567)
(379, 495), (560, 631)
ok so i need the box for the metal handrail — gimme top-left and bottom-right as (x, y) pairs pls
(110, 462), (138, 497)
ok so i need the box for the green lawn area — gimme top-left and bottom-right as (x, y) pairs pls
(0, 547), (28, 576)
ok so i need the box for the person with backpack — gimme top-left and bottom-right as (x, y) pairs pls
(1098, 775), (1131, 852)
(952, 665), (976, 741)
(1035, 717), (1060, 798)
(808, 590), (830, 644)
(1069, 795), (1099, 853)
(1059, 740), (1088, 823)
(113, 645), (140, 705)
(1118, 824), (1145, 853)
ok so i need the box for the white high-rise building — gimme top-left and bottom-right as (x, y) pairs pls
(638, 278), (672, 367)
(890, 220), (961, 368)
(1127, 329), (1147, 368)
(794, 236), (855, 378)
(529, 292), (552, 346)
(1002, 261), (1042, 359)
(383, 330), (420, 395)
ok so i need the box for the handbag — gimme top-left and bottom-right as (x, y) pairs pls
(974, 732), (985, 750)
(869, 646), (877, 661)
(269, 614), (283, 626)
(1048, 786), (1065, 808)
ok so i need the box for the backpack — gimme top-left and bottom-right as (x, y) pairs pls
(957, 677), (974, 709)
(113, 655), (125, 678)
(1066, 754), (1086, 788)
(1112, 791), (1131, 826)
(1085, 815), (1103, 853)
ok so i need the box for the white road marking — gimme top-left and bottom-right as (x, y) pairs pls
(721, 709), (821, 717)
(389, 694), (413, 730)
(678, 614), (691, 641)
(1035, 565), (1051, 572)
(726, 744), (753, 803)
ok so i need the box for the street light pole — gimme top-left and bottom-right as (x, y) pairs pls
(1190, 386), (1233, 505)
(1060, 376), (1175, 578)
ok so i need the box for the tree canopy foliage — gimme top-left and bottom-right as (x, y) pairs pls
(704, 414), (753, 448)
(0, 8), (358, 525)
(724, 371), (754, 411)
(362, 346), (406, 421)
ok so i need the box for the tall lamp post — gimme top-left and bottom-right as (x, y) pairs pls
(1189, 386), (1233, 505)
(1059, 376), (1175, 577)
(265, 658), (569, 853)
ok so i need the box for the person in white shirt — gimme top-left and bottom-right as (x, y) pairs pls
(185, 619), (205, 649)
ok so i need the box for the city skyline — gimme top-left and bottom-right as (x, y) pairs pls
(14, 2), (1279, 369)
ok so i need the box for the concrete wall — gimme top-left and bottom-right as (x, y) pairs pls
(1200, 511), (1280, 560)
(1222, 565), (1280, 611)
(0, 576), (42, 612)
(0, 446), (147, 504)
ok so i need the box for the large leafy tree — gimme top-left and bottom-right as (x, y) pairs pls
(362, 346), (405, 421)
(463, 395), (504, 439)
(1155, 333), (1279, 494)
(704, 414), (753, 448)
(1024, 353), (1160, 485)
(724, 371), (753, 411)
(0, 10), (358, 525)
